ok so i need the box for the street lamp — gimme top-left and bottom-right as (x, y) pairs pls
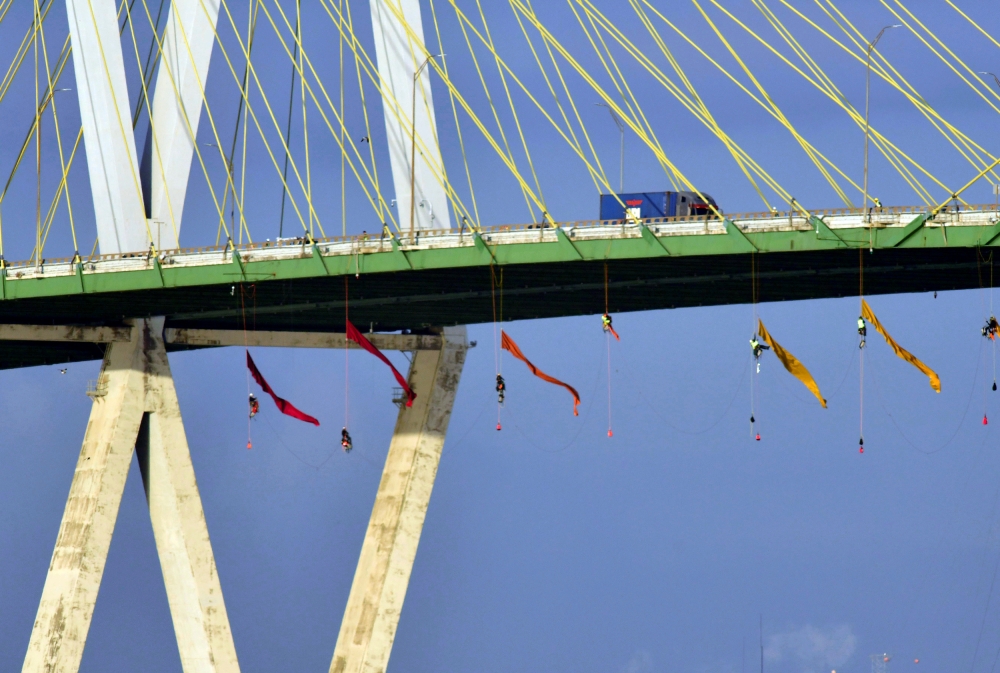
(863, 24), (901, 222)
(410, 53), (443, 242)
(596, 102), (624, 193)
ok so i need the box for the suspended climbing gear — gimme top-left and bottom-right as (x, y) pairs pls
(495, 374), (506, 405)
(983, 316), (999, 340)
(858, 316), (867, 348)
(248, 394), (260, 419)
(341, 427), (353, 453)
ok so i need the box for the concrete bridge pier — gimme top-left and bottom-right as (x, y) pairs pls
(21, 318), (240, 673)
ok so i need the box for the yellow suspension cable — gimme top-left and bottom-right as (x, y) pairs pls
(374, 0), (554, 222)
(525, 0), (614, 195)
(508, 0), (719, 215)
(637, 0), (861, 202)
(776, 0), (983, 201)
(570, 1), (682, 193)
(442, 0), (626, 207)
(208, 0), (327, 238)
(37, 3), (78, 254)
(450, 0), (537, 221)
(476, 0), (549, 222)
(39, 131), (83, 254)
(317, 0), (487, 230)
(127, 0), (182, 246)
(345, 0), (388, 226)
(689, 0), (852, 206)
(509, 1), (603, 195)
(429, 0), (481, 229)
(713, 0), (952, 205)
(750, 0), (930, 204)
(137, 0), (230, 243)
(270, 0), (421, 232)
(567, 0), (789, 210)
(757, 0), (936, 203)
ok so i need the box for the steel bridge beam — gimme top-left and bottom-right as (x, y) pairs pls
(22, 318), (239, 673)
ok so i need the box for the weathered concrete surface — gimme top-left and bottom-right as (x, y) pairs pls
(330, 326), (467, 673)
(164, 328), (442, 352)
(23, 318), (238, 673)
(0, 324), (132, 342)
(22, 323), (146, 672)
(138, 319), (240, 673)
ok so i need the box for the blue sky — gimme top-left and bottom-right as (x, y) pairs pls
(4, 1), (1000, 672)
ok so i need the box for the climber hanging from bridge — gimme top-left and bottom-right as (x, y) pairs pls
(983, 316), (999, 340)
(601, 313), (620, 341)
(248, 393), (259, 419)
(858, 316), (867, 348)
(496, 374), (506, 406)
(750, 334), (770, 372)
(341, 427), (353, 453)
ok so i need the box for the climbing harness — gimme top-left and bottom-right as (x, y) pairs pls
(341, 427), (353, 453)
(496, 373), (506, 406)
(249, 393), (259, 419)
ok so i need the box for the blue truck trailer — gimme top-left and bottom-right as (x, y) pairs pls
(599, 191), (719, 221)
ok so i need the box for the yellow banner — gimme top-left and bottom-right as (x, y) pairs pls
(757, 319), (827, 408)
(861, 299), (941, 393)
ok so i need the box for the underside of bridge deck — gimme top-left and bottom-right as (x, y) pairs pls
(0, 244), (981, 370)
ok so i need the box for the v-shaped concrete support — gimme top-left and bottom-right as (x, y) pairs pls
(22, 318), (239, 673)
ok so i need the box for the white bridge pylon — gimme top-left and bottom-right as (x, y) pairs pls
(22, 0), (466, 671)
(13, 322), (469, 673)
(68, 0), (448, 256)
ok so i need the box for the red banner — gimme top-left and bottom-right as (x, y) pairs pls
(346, 320), (416, 407)
(246, 351), (320, 425)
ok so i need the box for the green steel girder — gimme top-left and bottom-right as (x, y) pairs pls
(0, 219), (996, 370)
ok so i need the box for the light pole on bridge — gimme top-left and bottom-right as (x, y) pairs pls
(863, 24), (901, 223)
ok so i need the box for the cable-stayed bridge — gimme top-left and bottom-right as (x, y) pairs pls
(3, 0), (1000, 671)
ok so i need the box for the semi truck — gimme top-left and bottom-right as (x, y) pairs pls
(599, 191), (720, 221)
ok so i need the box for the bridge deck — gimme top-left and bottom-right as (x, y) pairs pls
(1, 205), (996, 369)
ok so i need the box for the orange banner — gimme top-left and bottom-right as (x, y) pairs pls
(757, 319), (827, 408)
(501, 331), (581, 416)
(861, 300), (941, 393)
